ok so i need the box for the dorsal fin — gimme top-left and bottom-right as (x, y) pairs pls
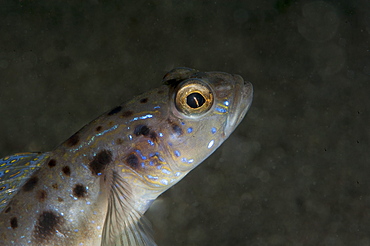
(101, 171), (157, 246)
(0, 152), (50, 212)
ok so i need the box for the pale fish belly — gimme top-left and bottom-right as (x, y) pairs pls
(0, 68), (253, 246)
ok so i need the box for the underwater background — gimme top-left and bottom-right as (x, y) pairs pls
(0, 0), (368, 245)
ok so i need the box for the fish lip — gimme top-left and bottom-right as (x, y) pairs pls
(224, 74), (253, 136)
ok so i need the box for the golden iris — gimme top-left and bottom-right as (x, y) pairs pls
(175, 79), (213, 116)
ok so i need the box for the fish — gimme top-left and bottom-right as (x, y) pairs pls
(0, 67), (253, 246)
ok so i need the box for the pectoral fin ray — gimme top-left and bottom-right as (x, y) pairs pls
(101, 171), (156, 246)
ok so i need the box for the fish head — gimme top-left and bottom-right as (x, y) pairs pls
(161, 68), (253, 173)
(117, 68), (253, 201)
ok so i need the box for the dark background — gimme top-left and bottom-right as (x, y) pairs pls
(0, 0), (369, 245)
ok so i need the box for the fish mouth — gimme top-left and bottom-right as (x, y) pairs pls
(224, 74), (253, 136)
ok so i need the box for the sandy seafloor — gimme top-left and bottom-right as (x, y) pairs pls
(0, 1), (369, 245)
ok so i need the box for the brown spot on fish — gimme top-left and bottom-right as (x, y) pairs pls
(34, 211), (62, 242)
(48, 159), (56, 168)
(157, 90), (164, 94)
(125, 153), (139, 169)
(116, 138), (124, 145)
(149, 131), (158, 142)
(37, 190), (47, 202)
(65, 133), (80, 147)
(96, 126), (102, 132)
(10, 217), (18, 229)
(89, 150), (113, 176)
(173, 124), (182, 135)
(52, 183), (58, 190)
(167, 119), (183, 136)
(23, 176), (39, 192)
(134, 124), (150, 136)
(140, 98), (148, 103)
(57, 197), (64, 202)
(122, 110), (134, 117)
(4, 207), (11, 213)
(73, 184), (87, 198)
(62, 166), (71, 176)
(108, 106), (122, 115)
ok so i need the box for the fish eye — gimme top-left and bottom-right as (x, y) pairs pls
(175, 79), (213, 116)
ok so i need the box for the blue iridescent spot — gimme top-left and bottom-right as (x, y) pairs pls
(174, 150), (181, 157)
(211, 127), (217, 134)
(159, 132), (164, 137)
(135, 149), (147, 160)
(155, 152), (165, 162)
(181, 157), (194, 164)
(141, 162), (145, 168)
(216, 107), (227, 113)
(147, 140), (154, 146)
(154, 106), (160, 109)
(95, 125), (118, 137)
(224, 100), (229, 106)
(128, 135), (133, 140)
(162, 169), (171, 174)
(147, 175), (158, 180)
(208, 140), (215, 149)
(129, 114), (153, 122)
(187, 127), (193, 133)
(181, 122), (185, 125)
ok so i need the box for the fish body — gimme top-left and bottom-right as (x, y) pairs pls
(0, 68), (253, 245)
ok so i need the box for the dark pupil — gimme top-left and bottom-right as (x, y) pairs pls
(186, 93), (205, 108)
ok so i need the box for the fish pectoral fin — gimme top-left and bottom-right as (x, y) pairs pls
(101, 171), (157, 246)
(0, 152), (50, 212)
